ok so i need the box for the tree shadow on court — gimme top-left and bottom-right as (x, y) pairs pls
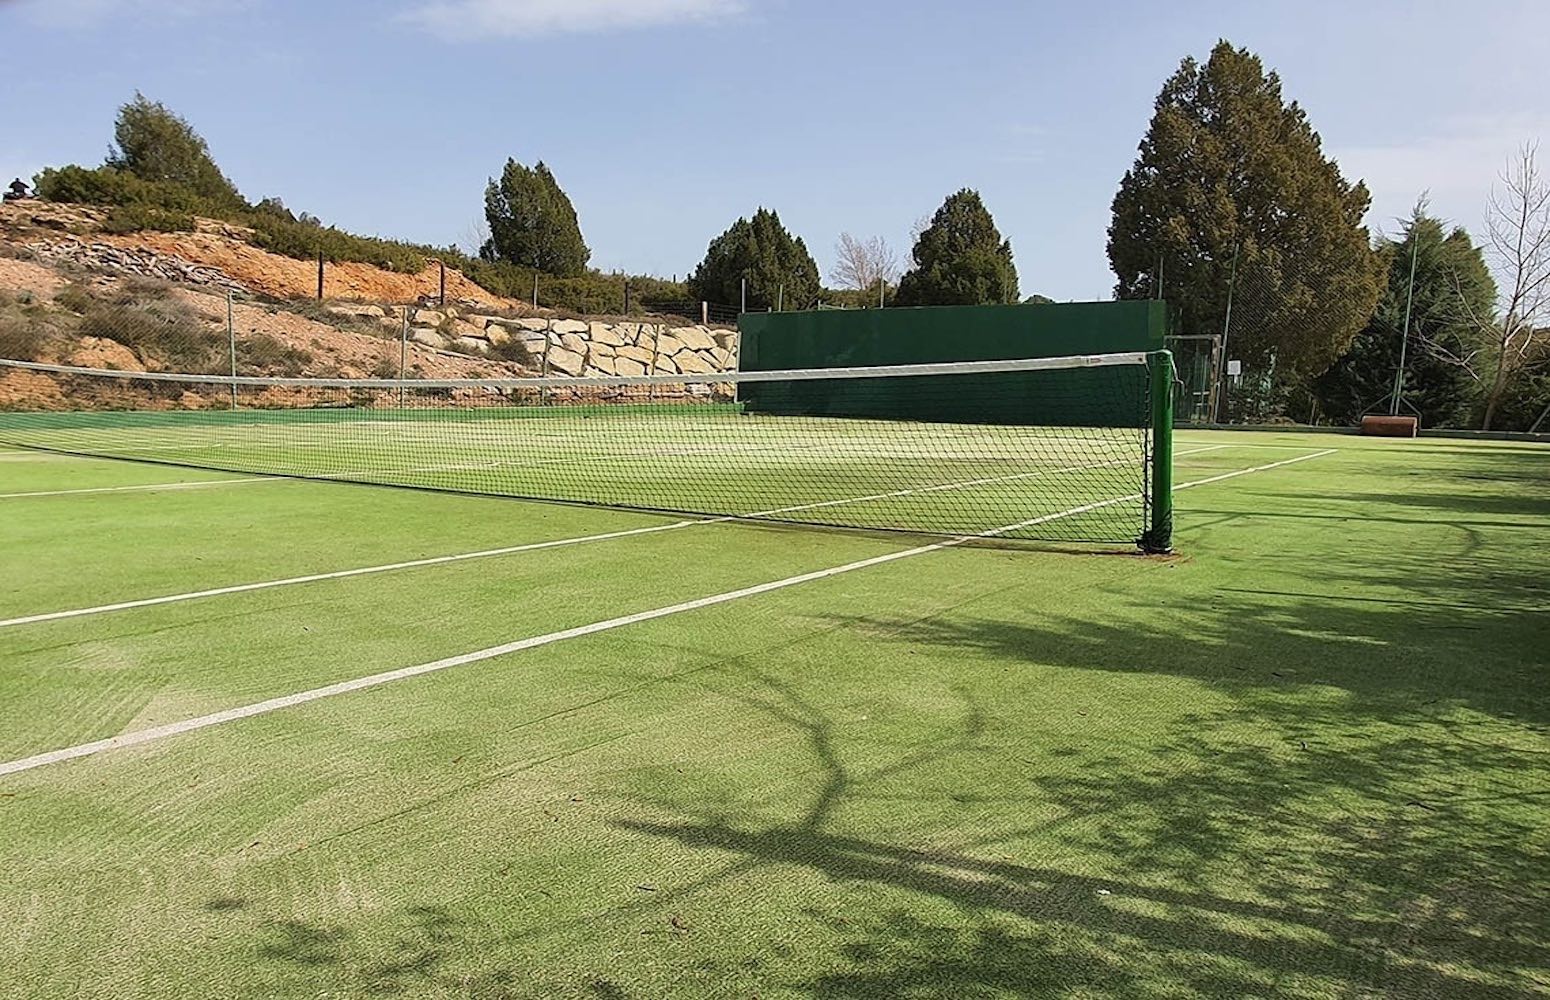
(614, 485), (1549, 995)
(246, 904), (532, 997)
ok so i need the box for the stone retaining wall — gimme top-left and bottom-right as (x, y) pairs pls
(390, 305), (738, 377)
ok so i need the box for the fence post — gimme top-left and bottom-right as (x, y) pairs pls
(623, 277), (630, 315)
(316, 251), (324, 300)
(540, 319), (553, 406)
(439, 260), (446, 307)
(398, 307), (408, 408)
(701, 301), (708, 325)
(739, 278), (747, 315)
(777, 283), (784, 312)
(226, 290), (237, 410)
(532, 271), (539, 309)
(879, 279), (886, 309)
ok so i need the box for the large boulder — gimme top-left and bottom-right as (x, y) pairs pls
(449, 319), (488, 341)
(586, 353), (618, 376)
(588, 341), (617, 358)
(327, 303), (385, 320)
(617, 345), (654, 364)
(452, 337), (488, 354)
(589, 322), (630, 347)
(551, 318), (588, 335)
(558, 331), (587, 355)
(517, 317), (551, 332)
(614, 356), (647, 377)
(485, 326), (511, 346)
(675, 350), (717, 374)
(672, 326), (717, 351)
(656, 333), (686, 357)
(546, 347), (585, 375)
(414, 310), (445, 327)
(410, 328), (447, 349)
(653, 353), (680, 374)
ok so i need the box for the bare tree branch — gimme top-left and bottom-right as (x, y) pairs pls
(1477, 143), (1550, 429)
(830, 233), (901, 291)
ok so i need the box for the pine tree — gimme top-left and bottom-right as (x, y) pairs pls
(687, 208), (819, 311)
(106, 93), (244, 207)
(482, 159), (590, 277)
(894, 189), (1019, 306)
(1316, 211), (1496, 428)
(1107, 41), (1382, 382)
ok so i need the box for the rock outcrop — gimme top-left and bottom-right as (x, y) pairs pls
(23, 237), (248, 294)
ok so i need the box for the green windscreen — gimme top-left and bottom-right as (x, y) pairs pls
(738, 301), (1168, 426)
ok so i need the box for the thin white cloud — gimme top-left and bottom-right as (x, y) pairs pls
(399, 0), (744, 41)
(1334, 113), (1550, 239)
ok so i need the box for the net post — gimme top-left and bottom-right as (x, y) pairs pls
(1142, 350), (1174, 554)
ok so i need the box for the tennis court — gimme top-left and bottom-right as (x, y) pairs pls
(1, 424), (1547, 997)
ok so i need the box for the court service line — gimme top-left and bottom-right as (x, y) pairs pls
(0, 448), (1332, 778)
(0, 477), (283, 500)
(0, 445), (1228, 630)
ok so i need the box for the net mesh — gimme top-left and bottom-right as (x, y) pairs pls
(0, 355), (1161, 545)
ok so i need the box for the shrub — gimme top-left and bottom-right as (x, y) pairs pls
(237, 333), (312, 377)
(103, 204), (196, 234)
(0, 315), (53, 361)
(54, 283), (97, 314)
(248, 214), (431, 274)
(488, 337), (535, 366)
(33, 164), (227, 217)
(78, 301), (223, 372)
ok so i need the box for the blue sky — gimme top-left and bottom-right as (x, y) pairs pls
(2, 0), (1546, 300)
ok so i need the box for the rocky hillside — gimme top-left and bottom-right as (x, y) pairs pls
(1, 201), (521, 308)
(0, 201), (739, 410)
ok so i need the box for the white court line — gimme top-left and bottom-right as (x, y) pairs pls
(0, 445), (1228, 630)
(1176, 439), (1351, 450)
(0, 520), (701, 629)
(0, 477), (282, 500)
(0, 448), (1333, 778)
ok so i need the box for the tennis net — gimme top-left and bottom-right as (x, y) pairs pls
(0, 352), (1176, 549)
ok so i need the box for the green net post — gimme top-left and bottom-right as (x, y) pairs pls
(1142, 350), (1174, 553)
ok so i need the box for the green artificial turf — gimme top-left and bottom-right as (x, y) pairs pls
(0, 431), (1546, 999)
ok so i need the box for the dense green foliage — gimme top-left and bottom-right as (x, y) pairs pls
(106, 93), (244, 209)
(1317, 213), (1496, 428)
(482, 159), (590, 277)
(456, 259), (689, 317)
(687, 208), (821, 311)
(102, 204), (197, 235)
(1109, 41), (1383, 382)
(894, 189), (1019, 306)
(1484, 346), (1550, 431)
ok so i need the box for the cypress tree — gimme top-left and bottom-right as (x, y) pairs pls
(482, 159), (590, 277)
(106, 93), (244, 207)
(894, 189), (1019, 306)
(1108, 41), (1383, 381)
(1317, 212), (1496, 427)
(687, 208), (819, 311)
